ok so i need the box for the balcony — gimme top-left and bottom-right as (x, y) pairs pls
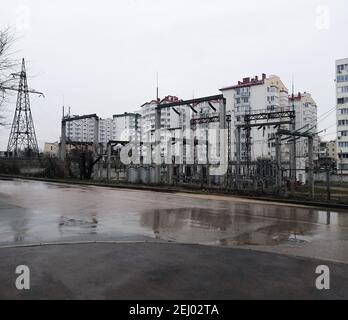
(235, 92), (250, 98)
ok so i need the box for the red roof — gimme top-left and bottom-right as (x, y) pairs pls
(140, 95), (181, 107)
(289, 92), (304, 101)
(220, 74), (267, 91)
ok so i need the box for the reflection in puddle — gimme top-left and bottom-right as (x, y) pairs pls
(141, 207), (317, 246)
(58, 216), (98, 235)
(286, 234), (309, 244)
(11, 218), (30, 242)
(0, 179), (347, 248)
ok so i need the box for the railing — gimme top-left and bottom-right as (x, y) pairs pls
(235, 92), (250, 98)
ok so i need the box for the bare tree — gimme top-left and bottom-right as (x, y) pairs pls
(0, 27), (17, 126)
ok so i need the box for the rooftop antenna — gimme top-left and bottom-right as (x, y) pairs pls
(62, 95), (65, 119)
(156, 72), (159, 102)
(291, 76), (295, 111)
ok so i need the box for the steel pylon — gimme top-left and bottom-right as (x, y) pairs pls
(7, 58), (39, 156)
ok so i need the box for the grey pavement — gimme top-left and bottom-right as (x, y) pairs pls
(0, 242), (347, 300)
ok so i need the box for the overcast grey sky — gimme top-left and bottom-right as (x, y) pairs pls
(0, 0), (346, 149)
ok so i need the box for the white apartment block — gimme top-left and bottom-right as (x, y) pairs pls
(220, 74), (290, 162)
(139, 95), (190, 163)
(112, 113), (141, 142)
(219, 74), (319, 183)
(192, 100), (225, 164)
(98, 118), (113, 145)
(289, 92), (319, 183)
(66, 115), (98, 143)
(65, 113), (140, 146)
(336, 58), (348, 174)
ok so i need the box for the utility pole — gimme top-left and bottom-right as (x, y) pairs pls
(340, 149), (343, 183)
(275, 133), (282, 191)
(219, 98), (227, 187)
(326, 161), (331, 201)
(154, 75), (161, 184)
(107, 142), (112, 181)
(308, 136), (315, 199)
(290, 86), (297, 192)
(236, 127), (241, 190)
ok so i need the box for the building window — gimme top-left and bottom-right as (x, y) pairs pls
(337, 64), (348, 72)
(338, 86), (348, 94)
(338, 98), (348, 105)
(338, 120), (348, 126)
(339, 153), (348, 159)
(339, 131), (348, 137)
(337, 75), (348, 82)
(339, 142), (348, 148)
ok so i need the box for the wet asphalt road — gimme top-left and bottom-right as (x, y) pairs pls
(1, 243), (348, 300)
(0, 179), (348, 299)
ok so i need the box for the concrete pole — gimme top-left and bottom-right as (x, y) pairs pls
(99, 144), (104, 180)
(60, 120), (67, 161)
(94, 117), (99, 152)
(107, 143), (111, 181)
(167, 164), (172, 185)
(326, 163), (331, 201)
(290, 118), (297, 192)
(308, 136), (315, 199)
(200, 165), (204, 188)
(154, 106), (161, 184)
(275, 133), (282, 191)
(236, 127), (241, 189)
(206, 130), (211, 188)
(219, 98), (227, 187)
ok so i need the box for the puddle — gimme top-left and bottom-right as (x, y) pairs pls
(0, 179), (347, 247)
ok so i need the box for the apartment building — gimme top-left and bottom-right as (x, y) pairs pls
(319, 140), (337, 160)
(66, 115), (99, 143)
(98, 118), (113, 145)
(289, 92), (319, 183)
(220, 74), (290, 162)
(139, 95), (190, 163)
(328, 140), (338, 160)
(192, 100), (226, 163)
(336, 58), (348, 174)
(65, 112), (140, 146)
(112, 113), (141, 142)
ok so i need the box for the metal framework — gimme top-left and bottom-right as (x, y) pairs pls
(62, 114), (98, 123)
(153, 94), (227, 184)
(276, 128), (315, 197)
(190, 115), (231, 127)
(6, 59), (43, 156)
(156, 94), (224, 109)
(60, 114), (99, 161)
(236, 110), (296, 187)
(244, 110), (295, 122)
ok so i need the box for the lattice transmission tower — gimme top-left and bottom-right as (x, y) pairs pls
(6, 58), (43, 157)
